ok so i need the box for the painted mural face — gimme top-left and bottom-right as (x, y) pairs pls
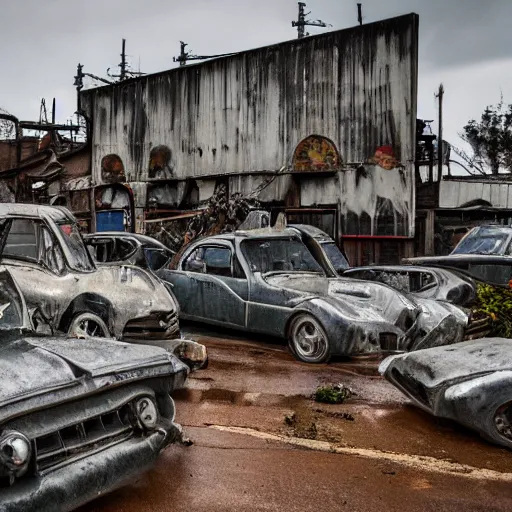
(148, 145), (173, 180)
(101, 154), (126, 183)
(368, 146), (399, 170)
(292, 135), (341, 172)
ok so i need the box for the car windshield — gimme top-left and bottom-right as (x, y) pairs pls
(57, 223), (96, 272)
(321, 242), (349, 272)
(0, 270), (24, 330)
(241, 237), (324, 274)
(452, 230), (509, 255)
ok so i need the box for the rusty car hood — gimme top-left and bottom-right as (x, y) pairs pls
(379, 338), (512, 389)
(264, 273), (418, 322)
(0, 335), (182, 407)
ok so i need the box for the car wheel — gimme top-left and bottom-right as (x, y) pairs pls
(68, 313), (110, 339)
(288, 313), (331, 364)
(482, 400), (512, 449)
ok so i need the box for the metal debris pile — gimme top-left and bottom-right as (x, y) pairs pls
(146, 184), (260, 254)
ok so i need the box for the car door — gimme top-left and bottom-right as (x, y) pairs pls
(176, 242), (248, 327)
(1, 217), (77, 325)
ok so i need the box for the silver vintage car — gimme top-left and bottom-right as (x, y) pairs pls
(380, 339), (512, 449)
(159, 229), (469, 363)
(0, 204), (180, 342)
(0, 262), (206, 511)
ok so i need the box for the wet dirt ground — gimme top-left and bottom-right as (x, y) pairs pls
(82, 324), (512, 511)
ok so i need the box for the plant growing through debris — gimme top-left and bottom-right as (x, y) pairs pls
(473, 283), (512, 338)
(314, 384), (354, 404)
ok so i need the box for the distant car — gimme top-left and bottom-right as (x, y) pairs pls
(380, 338), (512, 450)
(158, 229), (468, 363)
(404, 226), (512, 287)
(0, 204), (181, 342)
(0, 260), (207, 510)
(84, 232), (174, 272)
(287, 224), (476, 306)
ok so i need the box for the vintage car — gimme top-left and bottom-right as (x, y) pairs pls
(84, 232), (174, 272)
(158, 229), (469, 363)
(404, 225), (512, 287)
(379, 338), (512, 449)
(0, 204), (180, 341)
(286, 224), (477, 306)
(0, 261), (207, 510)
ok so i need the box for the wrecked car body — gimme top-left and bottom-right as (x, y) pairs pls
(380, 338), (512, 450)
(159, 229), (468, 363)
(287, 223), (477, 306)
(84, 232), (174, 272)
(0, 262), (207, 511)
(0, 204), (180, 341)
(342, 265), (476, 307)
(404, 225), (512, 287)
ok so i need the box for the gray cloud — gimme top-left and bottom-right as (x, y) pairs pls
(1, 0), (511, 147)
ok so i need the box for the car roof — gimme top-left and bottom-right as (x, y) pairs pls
(0, 203), (76, 224)
(85, 231), (171, 251)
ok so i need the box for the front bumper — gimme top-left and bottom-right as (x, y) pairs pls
(1, 421), (181, 512)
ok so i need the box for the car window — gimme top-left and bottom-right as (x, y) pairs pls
(57, 223), (95, 272)
(3, 219), (38, 261)
(468, 264), (512, 287)
(144, 248), (172, 271)
(39, 226), (66, 275)
(241, 238), (323, 274)
(183, 246), (233, 277)
(321, 242), (349, 272)
(87, 240), (114, 262)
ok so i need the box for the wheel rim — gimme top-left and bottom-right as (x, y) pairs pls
(495, 403), (512, 441)
(70, 316), (109, 338)
(292, 319), (328, 360)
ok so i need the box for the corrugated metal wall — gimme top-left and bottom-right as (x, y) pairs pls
(439, 180), (512, 209)
(82, 14), (418, 237)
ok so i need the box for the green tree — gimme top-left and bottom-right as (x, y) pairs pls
(462, 99), (512, 175)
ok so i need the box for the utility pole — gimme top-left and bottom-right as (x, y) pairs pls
(436, 84), (444, 182)
(357, 3), (363, 25)
(173, 41), (235, 67)
(292, 2), (328, 39)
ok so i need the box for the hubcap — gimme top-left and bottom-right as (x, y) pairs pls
(293, 320), (326, 359)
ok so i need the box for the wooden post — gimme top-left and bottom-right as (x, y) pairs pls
(425, 210), (435, 256)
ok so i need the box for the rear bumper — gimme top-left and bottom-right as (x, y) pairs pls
(1, 422), (181, 512)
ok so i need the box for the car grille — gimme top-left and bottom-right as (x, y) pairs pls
(123, 311), (180, 341)
(34, 402), (135, 474)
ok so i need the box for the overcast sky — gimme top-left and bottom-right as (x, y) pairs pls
(1, 0), (511, 152)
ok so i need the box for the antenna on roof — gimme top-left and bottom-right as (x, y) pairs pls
(357, 3), (363, 25)
(107, 39), (145, 81)
(291, 2), (330, 39)
(172, 41), (236, 67)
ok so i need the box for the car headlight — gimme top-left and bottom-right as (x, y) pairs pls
(135, 397), (159, 430)
(0, 430), (31, 477)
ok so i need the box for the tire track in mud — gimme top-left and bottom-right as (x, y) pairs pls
(208, 425), (512, 482)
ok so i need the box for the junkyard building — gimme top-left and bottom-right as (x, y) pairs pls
(78, 14), (419, 264)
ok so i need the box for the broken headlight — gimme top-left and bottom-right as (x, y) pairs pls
(0, 430), (31, 479)
(135, 397), (159, 430)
